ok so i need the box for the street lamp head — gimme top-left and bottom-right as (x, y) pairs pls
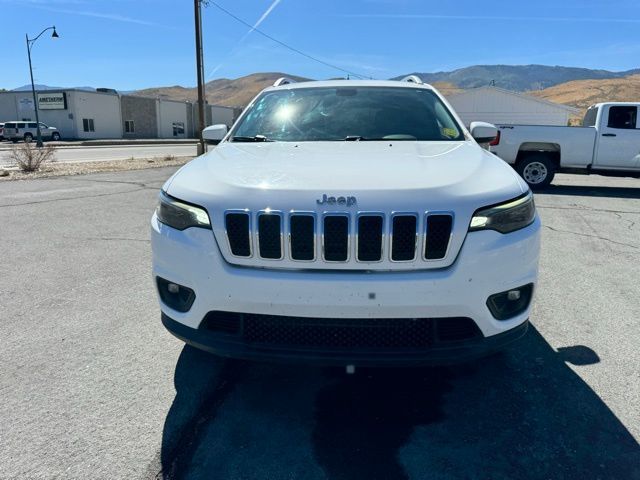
(51, 27), (59, 38)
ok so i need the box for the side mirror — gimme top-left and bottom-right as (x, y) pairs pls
(202, 124), (228, 144)
(470, 121), (498, 144)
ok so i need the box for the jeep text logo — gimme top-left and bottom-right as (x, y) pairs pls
(316, 194), (357, 207)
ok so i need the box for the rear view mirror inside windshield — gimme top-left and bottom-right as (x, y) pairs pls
(336, 88), (357, 96)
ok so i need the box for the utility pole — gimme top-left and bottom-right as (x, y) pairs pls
(194, 0), (206, 155)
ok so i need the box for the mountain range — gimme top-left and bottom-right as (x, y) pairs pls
(393, 65), (640, 91)
(8, 64), (640, 109)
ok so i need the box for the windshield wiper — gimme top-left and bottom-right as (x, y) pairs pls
(344, 135), (417, 141)
(231, 135), (274, 142)
(344, 136), (390, 141)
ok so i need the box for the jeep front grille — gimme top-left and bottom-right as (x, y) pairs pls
(223, 210), (453, 265)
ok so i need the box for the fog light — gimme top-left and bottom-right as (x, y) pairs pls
(507, 290), (521, 301)
(487, 284), (533, 320)
(156, 277), (196, 312)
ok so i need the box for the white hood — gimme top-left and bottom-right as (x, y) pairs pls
(167, 141), (526, 206)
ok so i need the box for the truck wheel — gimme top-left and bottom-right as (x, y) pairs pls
(23, 133), (33, 143)
(517, 154), (555, 188)
(51, 132), (61, 141)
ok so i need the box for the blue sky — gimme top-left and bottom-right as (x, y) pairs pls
(2, 0), (640, 90)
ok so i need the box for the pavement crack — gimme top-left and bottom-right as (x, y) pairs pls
(536, 204), (640, 216)
(543, 225), (639, 249)
(82, 236), (150, 243)
(0, 186), (148, 208)
(64, 177), (158, 189)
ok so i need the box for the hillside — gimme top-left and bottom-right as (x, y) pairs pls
(133, 72), (309, 107)
(17, 64), (629, 109)
(395, 65), (640, 92)
(530, 74), (640, 110)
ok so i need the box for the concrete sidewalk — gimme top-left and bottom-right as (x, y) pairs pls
(0, 138), (198, 151)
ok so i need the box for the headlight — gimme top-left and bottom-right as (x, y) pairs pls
(469, 192), (536, 234)
(156, 191), (211, 230)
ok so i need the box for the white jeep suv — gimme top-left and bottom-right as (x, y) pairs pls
(151, 78), (540, 365)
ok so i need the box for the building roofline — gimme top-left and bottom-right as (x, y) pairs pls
(449, 85), (581, 114)
(0, 89), (236, 109)
(0, 88), (118, 96)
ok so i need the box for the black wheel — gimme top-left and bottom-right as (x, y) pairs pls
(51, 132), (61, 141)
(516, 154), (556, 189)
(23, 133), (33, 143)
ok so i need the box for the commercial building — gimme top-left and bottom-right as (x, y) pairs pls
(0, 89), (239, 140)
(446, 86), (580, 126)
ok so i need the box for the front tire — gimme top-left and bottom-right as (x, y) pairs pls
(516, 154), (556, 189)
(51, 132), (61, 141)
(23, 133), (33, 143)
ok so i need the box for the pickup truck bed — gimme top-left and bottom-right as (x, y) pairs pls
(494, 125), (596, 168)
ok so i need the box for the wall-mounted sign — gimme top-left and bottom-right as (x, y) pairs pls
(18, 97), (34, 111)
(37, 92), (67, 110)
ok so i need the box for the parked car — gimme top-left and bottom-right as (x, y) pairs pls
(490, 102), (640, 188)
(151, 77), (540, 367)
(2, 121), (61, 142)
(0, 123), (4, 141)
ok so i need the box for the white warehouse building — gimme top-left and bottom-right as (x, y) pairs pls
(446, 86), (580, 126)
(0, 89), (239, 140)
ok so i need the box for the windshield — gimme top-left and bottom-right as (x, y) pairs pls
(231, 86), (465, 142)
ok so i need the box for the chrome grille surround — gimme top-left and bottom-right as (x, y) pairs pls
(255, 210), (284, 260)
(288, 212), (317, 262)
(355, 212), (385, 263)
(321, 212), (351, 263)
(423, 212), (455, 262)
(389, 212), (419, 262)
(222, 209), (455, 269)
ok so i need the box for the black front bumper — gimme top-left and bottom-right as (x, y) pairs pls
(161, 313), (529, 366)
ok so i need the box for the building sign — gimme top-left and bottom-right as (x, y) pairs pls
(37, 92), (67, 110)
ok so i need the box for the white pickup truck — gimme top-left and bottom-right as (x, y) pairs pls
(491, 102), (640, 187)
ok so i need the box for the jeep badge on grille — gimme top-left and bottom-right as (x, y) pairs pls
(316, 194), (357, 207)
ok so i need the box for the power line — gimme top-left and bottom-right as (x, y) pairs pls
(206, 1), (369, 79)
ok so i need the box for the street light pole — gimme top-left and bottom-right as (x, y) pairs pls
(194, 0), (206, 156)
(25, 26), (58, 148)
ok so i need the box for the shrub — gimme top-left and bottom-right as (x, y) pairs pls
(9, 143), (56, 172)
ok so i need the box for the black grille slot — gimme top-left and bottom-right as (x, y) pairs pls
(244, 314), (435, 349)
(357, 215), (383, 261)
(323, 216), (349, 261)
(391, 215), (417, 261)
(425, 214), (453, 259)
(225, 213), (251, 257)
(258, 214), (282, 259)
(200, 311), (241, 335)
(435, 317), (481, 342)
(290, 215), (315, 260)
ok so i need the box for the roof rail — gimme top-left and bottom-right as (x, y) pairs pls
(400, 75), (423, 84)
(273, 77), (296, 87)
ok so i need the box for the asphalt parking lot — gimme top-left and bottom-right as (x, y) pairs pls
(1, 167), (638, 479)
